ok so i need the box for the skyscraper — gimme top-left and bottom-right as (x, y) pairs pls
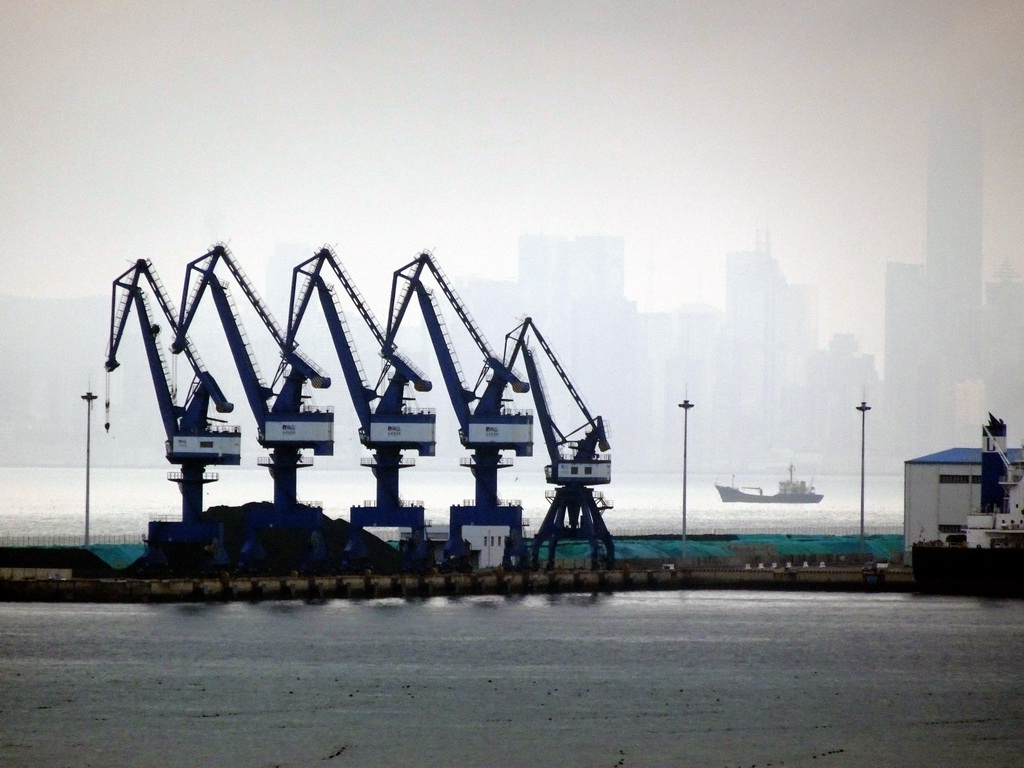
(717, 237), (818, 467)
(885, 100), (984, 455)
(516, 235), (641, 467)
(927, 102), (984, 438)
(982, 263), (1024, 428)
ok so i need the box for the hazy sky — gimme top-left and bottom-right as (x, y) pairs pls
(2, 1), (1022, 363)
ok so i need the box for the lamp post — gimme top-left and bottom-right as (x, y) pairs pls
(82, 391), (98, 546)
(678, 400), (694, 561)
(857, 400), (871, 560)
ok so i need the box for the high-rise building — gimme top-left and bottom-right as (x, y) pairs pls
(925, 104), (984, 324)
(982, 263), (1024, 427)
(884, 101), (985, 456)
(717, 238), (819, 468)
(639, 303), (722, 470)
(926, 103), (984, 443)
(516, 235), (641, 468)
(805, 333), (880, 470)
(883, 261), (933, 457)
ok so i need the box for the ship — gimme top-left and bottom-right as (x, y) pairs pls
(912, 414), (1024, 596)
(715, 464), (823, 504)
(911, 544), (1024, 596)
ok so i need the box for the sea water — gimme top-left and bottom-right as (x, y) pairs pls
(3, 470), (1023, 767)
(0, 467), (905, 539)
(2, 592), (1023, 768)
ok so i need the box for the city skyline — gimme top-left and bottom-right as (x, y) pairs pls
(0, 190), (1015, 477)
(0, 232), (881, 475)
(3, 2), (1023, 372)
(2, 1), (1023, 476)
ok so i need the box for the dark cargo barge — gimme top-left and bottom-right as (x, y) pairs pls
(912, 544), (1024, 597)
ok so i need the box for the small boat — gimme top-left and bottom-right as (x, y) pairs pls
(715, 464), (823, 504)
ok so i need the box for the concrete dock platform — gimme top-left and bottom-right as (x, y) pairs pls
(0, 564), (916, 603)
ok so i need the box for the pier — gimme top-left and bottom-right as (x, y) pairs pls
(0, 564), (915, 603)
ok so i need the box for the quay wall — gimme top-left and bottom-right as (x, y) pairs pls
(0, 565), (916, 603)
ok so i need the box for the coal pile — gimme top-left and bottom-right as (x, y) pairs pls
(184, 503), (402, 576)
(0, 547), (121, 578)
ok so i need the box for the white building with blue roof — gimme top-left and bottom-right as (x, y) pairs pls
(905, 446), (1024, 555)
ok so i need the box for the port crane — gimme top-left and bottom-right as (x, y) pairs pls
(505, 317), (614, 570)
(387, 252), (532, 571)
(105, 258), (241, 572)
(173, 245), (335, 572)
(287, 246), (437, 571)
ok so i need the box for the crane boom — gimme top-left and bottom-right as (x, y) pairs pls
(172, 245), (334, 452)
(106, 259), (238, 440)
(107, 276), (178, 439)
(176, 244), (330, 388)
(288, 247), (432, 434)
(388, 253), (528, 401)
(505, 317), (609, 462)
(388, 252), (529, 435)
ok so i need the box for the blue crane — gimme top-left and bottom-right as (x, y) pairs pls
(105, 258), (241, 573)
(387, 252), (532, 572)
(287, 246), (437, 571)
(173, 244), (335, 572)
(505, 317), (614, 570)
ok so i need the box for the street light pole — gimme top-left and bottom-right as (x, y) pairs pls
(82, 391), (98, 546)
(857, 400), (871, 559)
(678, 400), (694, 561)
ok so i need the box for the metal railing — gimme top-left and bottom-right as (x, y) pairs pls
(355, 499), (426, 509)
(459, 457), (514, 468)
(0, 526), (903, 551)
(361, 456), (417, 467)
(166, 471), (219, 483)
(604, 524), (904, 537)
(0, 534), (146, 547)
(301, 404), (334, 414)
(257, 455), (314, 467)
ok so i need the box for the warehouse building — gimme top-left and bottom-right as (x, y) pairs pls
(904, 445), (1023, 557)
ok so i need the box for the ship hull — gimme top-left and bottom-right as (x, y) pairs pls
(715, 485), (823, 504)
(912, 544), (1024, 596)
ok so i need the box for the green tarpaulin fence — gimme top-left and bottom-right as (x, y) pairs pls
(535, 535), (903, 563)
(83, 544), (147, 569)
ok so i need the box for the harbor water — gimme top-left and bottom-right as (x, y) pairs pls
(3, 592), (1024, 767)
(10, 467), (1018, 767)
